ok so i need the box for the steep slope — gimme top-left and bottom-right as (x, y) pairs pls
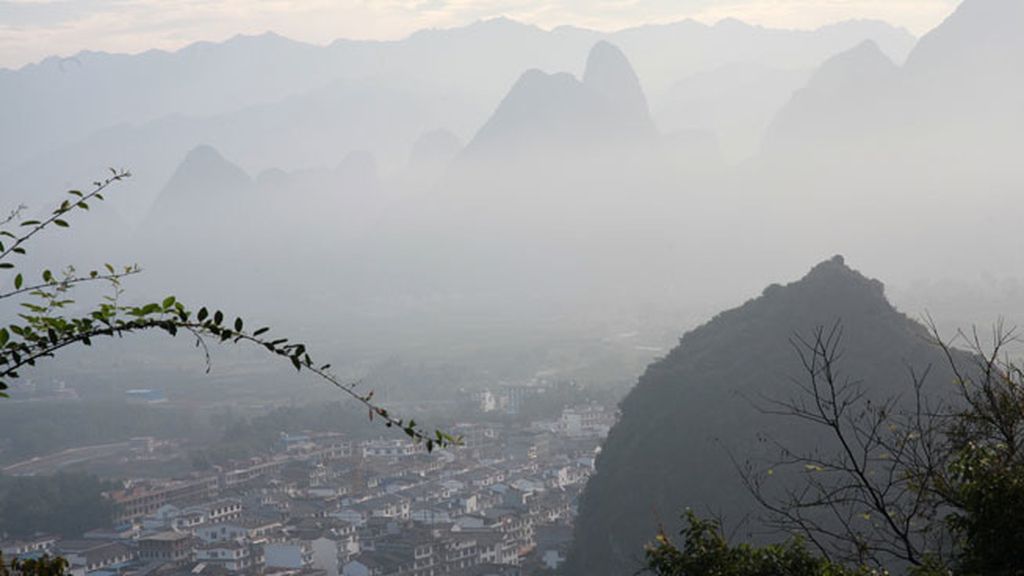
(905, 0), (1024, 79)
(763, 40), (900, 158)
(465, 41), (656, 159)
(466, 70), (598, 155)
(582, 41), (655, 134)
(762, 0), (1024, 170)
(148, 145), (253, 209)
(902, 0), (1024, 134)
(565, 256), (967, 576)
(140, 145), (255, 250)
(434, 40), (679, 241)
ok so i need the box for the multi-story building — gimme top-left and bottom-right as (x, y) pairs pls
(57, 540), (134, 573)
(109, 477), (219, 524)
(138, 531), (193, 565)
(197, 517), (282, 544)
(194, 540), (259, 573)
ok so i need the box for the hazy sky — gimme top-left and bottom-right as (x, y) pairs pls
(0, 0), (960, 70)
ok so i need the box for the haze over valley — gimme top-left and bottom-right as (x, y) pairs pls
(2, 1), (1023, 574)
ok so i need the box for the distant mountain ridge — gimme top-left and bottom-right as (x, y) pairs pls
(764, 40), (900, 155)
(466, 41), (656, 157)
(764, 0), (1024, 169)
(0, 15), (915, 175)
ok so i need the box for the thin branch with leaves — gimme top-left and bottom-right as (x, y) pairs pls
(0, 171), (459, 452)
(738, 322), (956, 569)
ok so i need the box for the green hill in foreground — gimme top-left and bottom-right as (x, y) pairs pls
(565, 256), (965, 575)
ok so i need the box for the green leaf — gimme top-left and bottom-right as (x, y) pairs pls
(253, 327), (270, 336)
(54, 219), (70, 228)
(0, 329), (8, 346)
(198, 307), (209, 321)
(234, 318), (243, 332)
(213, 310), (224, 325)
(13, 274), (22, 290)
(0, 263), (14, 270)
(162, 296), (177, 309)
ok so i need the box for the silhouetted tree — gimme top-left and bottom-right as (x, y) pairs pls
(650, 321), (1024, 574)
(737, 322), (953, 569)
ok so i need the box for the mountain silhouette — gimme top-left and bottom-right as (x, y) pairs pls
(583, 41), (655, 134)
(466, 41), (656, 158)
(905, 0), (1024, 78)
(150, 145), (253, 208)
(564, 256), (969, 576)
(764, 40), (900, 157)
(141, 145), (255, 250)
(763, 0), (1024, 168)
(0, 16), (915, 218)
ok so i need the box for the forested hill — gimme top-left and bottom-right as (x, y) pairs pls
(565, 256), (969, 576)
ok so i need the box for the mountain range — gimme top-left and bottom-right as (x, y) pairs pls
(12, 0), (1022, 364)
(0, 16), (915, 221)
(764, 0), (1024, 174)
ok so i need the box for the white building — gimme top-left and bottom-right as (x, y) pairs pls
(360, 439), (419, 459)
(194, 541), (257, 573)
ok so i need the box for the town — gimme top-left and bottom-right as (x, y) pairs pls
(0, 403), (615, 576)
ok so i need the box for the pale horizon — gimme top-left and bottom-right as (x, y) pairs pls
(0, 0), (960, 70)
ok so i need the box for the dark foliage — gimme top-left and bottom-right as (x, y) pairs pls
(644, 511), (870, 576)
(0, 553), (68, 576)
(0, 473), (114, 538)
(0, 402), (203, 465)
